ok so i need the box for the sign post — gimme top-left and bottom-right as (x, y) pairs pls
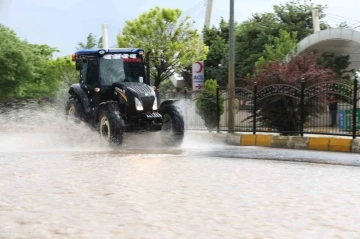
(232, 98), (239, 114)
(192, 61), (204, 91)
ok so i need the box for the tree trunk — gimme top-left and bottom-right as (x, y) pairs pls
(154, 77), (161, 89)
(154, 69), (162, 88)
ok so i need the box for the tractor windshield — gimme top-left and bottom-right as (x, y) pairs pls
(100, 53), (145, 86)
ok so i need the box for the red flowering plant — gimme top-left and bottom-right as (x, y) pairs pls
(244, 52), (349, 135)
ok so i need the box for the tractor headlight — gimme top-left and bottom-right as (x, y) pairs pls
(134, 97), (143, 111)
(152, 97), (158, 110)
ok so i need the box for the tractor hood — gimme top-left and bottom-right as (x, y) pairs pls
(112, 82), (155, 97)
(112, 82), (156, 111)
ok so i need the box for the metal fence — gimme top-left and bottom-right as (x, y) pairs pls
(160, 90), (208, 131)
(161, 78), (360, 138)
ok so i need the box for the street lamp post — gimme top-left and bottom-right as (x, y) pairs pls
(228, 0), (235, 132)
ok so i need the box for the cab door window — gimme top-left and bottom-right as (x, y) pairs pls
(85, 58), (99, 88)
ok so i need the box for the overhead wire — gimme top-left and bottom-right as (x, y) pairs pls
(182, 1), (205, 16)
(349, 20), (360, 28)
(325, 12), (360, 29)
(180, 0), (206, 21)
(326, 15), (352, 24)
(326, 13), (360, 23)
(194, 6), (207, 29)
(325, 16), (348, 25)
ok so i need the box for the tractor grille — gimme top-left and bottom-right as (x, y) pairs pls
(142, 112), (162, 120)
(128, 85), (152, 94)
(141, 96), (155, 110)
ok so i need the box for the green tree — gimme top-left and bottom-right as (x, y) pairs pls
(0, 24), (77, 102)
(317, 53), (354, 79)
(97, 37), (103, 48)
(255, 29), (298, 67)
(0, 24), (33, 101)
(77, 33), (103, 49)
(46, 56), (78, 104)
(19, 43), (59, 99)
(196, 79), (224, 131)
(203, 18), (229, 86)
(117, 7), (209, 88)
(235, 13), (281, 80)
(15, 54), (77, 102)
(337, 22), (350, 28)
(273, 0), (328, 41)
(231, 0), (327, 80)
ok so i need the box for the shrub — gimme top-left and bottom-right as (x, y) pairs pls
(196, 79), (224, 131)
(248, 52), (346, 135)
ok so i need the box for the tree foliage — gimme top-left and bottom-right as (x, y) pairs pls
(203, 0), (330, 84)
(255, 29), (298, 67)
(196, 79), (224, 131)
(202, 19), (229, 86)
(317, 53), (354, 79)
(77, 33), (103, 49)
(117, 7), (209, 88)
(0, 24), (77, 102)
(236, 0), (328, 79)
(273, 0), (329, 40)
(235, 13), (282, 80)
(0, 25), (33, 100)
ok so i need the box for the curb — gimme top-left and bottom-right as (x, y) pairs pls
(225, 133), (360, 153)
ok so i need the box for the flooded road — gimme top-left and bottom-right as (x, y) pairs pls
(1, 107), (360, 238)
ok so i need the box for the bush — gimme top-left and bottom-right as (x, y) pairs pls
(248, 52), (346, 135)
(196, 79), (224, 130)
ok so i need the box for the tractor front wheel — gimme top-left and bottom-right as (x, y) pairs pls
(160, 105), (184, 147)
(98, 104), (125, 146)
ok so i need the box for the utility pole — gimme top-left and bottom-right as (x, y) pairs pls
(204, 0), (213, 28)
(312, 9), (320, 33)
(228, 0), (235, 132)
(102, 23), (109, 49)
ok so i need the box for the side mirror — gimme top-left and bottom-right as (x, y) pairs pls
(75, 59), (82, 71)
(160, 59), (167, 72)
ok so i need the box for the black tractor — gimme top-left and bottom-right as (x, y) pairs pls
(65, 48), (184, 146)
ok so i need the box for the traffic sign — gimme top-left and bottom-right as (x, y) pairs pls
(195, 83), (203, 90)
(192, 61), (204, 91)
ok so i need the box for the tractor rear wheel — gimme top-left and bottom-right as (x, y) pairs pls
(98, 104), (125, 146)
(160, 105), (184, 147)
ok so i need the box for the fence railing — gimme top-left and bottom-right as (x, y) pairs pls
(162, 77), (360, 138)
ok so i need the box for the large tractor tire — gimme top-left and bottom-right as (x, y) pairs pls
(98, 104), (125, 146)
(159, 104), (185, 147)
(66, 97), (85, 123)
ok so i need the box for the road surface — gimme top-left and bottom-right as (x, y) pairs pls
(0, 107), (360, 238)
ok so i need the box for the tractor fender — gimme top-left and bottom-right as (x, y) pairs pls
(159, 100), (180, 114)
(98, 101), (119, 112)
(68, 83), (92, 115)
(97, 101), (120, 123)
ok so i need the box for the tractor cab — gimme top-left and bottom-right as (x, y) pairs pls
(72, 48), (150, 107)
(73, 48), (146, 86)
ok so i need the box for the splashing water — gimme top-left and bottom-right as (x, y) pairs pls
(0, 98), (223, 154)
(0, 103), (111, 153)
